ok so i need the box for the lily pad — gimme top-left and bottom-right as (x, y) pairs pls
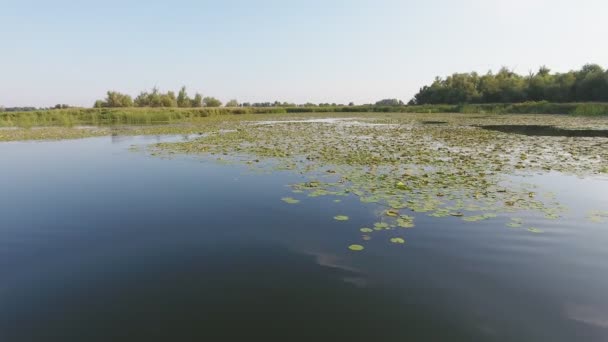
(360, 228), (374, 233)
(373, 222), (389, 230)
(385, 209), (399, 217)
(390, 237), (405, 244)
(348, 244), (365, 251)
(281, 197), (300, 204)
(334, 215), (349, 221)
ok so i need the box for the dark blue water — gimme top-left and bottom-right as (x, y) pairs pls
(1, 135), (607, 341)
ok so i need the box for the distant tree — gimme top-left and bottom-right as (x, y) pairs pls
(160, 91), (177, 107)
(375, 99), (404, 106)
(575, 64), (608, 101)
(96, 91), (133, 108)
(191, 93), (203, 107)
(225, 99), (239, 107)
(2, 106), (37, 112)
(53, 104), (70, 109)
(410, 64), (608, 104)
(134, 91), (151, 107)
(348, 102), (355, 106)
(149, 87), (162, 107)
(177, 86), (192, 108)
(203, 97), (222, 107)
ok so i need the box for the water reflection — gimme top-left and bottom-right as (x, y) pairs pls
(480, 124), (608, 137)
(0, 241), (461, 341)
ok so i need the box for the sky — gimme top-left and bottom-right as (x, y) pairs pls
(1, 0), (607, 107)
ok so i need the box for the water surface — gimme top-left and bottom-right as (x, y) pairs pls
(1, 135), (607, 341)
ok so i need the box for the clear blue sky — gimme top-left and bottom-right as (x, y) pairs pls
(1, 0), (607, 107)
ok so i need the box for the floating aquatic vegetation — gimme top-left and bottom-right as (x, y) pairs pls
(390, 237), (406, 244)
(385, 209), (399, 217)
(507, 217), (523, 228)
(150, 112), (608, 249)
(527, 227), (544, 233)
(396, 215), (415, 228)
(281, 197), (300, 204)
(587, 210), (608, 223)
(462, 215), (494, 222)
(334, 215), (349, 221)
(374, 222), (389, 230)
(360, 228), (374, 233)
(348, 244), (365, 251)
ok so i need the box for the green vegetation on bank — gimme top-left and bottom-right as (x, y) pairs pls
(93, 87), (222, 108)
(2, 101), (608, 128)
(411, 64), (608, 105)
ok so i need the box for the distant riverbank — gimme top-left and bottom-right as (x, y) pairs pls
(1, 101), (607, 128)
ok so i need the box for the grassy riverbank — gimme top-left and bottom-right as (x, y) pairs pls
(2, 101), (607, 128)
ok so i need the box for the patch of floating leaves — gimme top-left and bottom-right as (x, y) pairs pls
(587, 210), (608, 223)
(390, 237), (406, 244)
(152, 112), (608, 249)
(281, 197), (300, 204)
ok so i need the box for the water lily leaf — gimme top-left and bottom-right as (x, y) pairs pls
(281, 197), (300, 204)
(527, 227), (543, 233)
(373, 222), (389, 230)
(385, 209), (399, 217)
(360, 228), (374, 233)
(334, 215), (349, 221)
(390, 237), (405, 244)
(348, 244), (364, 251)
(396, 216), (415, 228)
(462, 215), (486, 222)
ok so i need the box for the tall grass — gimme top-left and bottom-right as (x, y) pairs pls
(2, 102), (607, 128)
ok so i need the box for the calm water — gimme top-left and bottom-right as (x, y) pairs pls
(1, 135), (608, 341)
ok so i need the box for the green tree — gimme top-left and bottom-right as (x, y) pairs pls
(191, 93), (203, 107)
(410, 64), (608, 104)
(160, 91), (177, 107)
(98, 91), (133, 107)
(225, 99), (239, 107)
(134, 91), (150, 107)
(375, 99), (404, 106)
(177, 86), (192, 108)
(149, 87), (162, 107)
(203, 97), (222, 107)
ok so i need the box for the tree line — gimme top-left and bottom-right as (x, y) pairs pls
(94, 87), (225, 108)
(410, 64), (608, 105)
